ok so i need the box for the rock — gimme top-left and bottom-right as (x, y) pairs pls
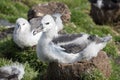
(0, 28), (13, 40)
(89, 1), (120, 25)
(27, 2), (71, 23)
(0, 19), (15, 28)
(0, 19), (14, 40)
(44, 51), (111, 80)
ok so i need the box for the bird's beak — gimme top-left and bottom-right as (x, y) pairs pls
(17, 23), (20, 28)
(33, 24), (43, 35)
(15, 23), (21, 34)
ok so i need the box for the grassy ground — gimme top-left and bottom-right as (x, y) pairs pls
(0, 0), (120, 80)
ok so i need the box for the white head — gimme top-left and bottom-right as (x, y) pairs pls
(90, 0), (103, 9)
(97, 0), (103, 8)
(14, 18), (31, 34)
(33, 14), (58, 37)
(41, 15), (57, 32)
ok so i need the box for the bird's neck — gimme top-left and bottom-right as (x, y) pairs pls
(40, 25), (58, 46)
(44, 26), (58, 39)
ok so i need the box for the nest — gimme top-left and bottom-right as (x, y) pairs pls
(28, 2), (71, 23)
(43, 51), (111, 80)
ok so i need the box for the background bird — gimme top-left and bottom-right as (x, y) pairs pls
(13, 18), (42, 48)
(89, 0), (120, 9)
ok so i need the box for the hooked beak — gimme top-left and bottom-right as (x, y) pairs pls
(14, 23), (21, 34)
(17, 23), (20, 28)
(33, 24), (43, 35)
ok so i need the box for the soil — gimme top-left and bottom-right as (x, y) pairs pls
(44, 51), (111, 80)
(28, 1), (71, 23)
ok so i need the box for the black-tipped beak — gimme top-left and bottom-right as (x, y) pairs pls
(33, 24), (43, 35)
(16, 23), (20, 28)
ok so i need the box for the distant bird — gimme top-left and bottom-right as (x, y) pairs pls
(52, 13), (64, 32)
(30, 13), (64, 34)
(89, 0), (103, 9)
(89, 0), (120, 9)
(13, 18), (42, 48)
(34, 14), (112, 63)
(0, 63), (25, 80)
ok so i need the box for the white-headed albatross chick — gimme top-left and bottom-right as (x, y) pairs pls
(35, 14), (112, 63)
(0, 63), (25, 80)
(13, 18), (42, 48)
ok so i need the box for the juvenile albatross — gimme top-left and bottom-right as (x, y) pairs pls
(0, 63), (25, 80)
(35, 14), (112, 63)
(13, 18), (42, 48)
(13, 14), (64, 48)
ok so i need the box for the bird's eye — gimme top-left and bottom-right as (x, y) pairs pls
(23, 23), (25, 25)
(45, 22), (49, 25)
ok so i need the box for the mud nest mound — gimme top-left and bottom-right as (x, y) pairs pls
(44, 51), (111, 80)
(28, 2), (71, 23)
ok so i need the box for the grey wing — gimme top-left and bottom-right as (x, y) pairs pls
(52, 33), (85, 54)
(29, 17), (42, 30)
(59, 43), (88, 54)
(53, 33), (84, 44)
(0, 69), (10, 79)
(0, 68), (19, 80)
(53, 33), (99, 54)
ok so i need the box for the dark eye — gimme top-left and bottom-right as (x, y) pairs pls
(45, 22), (49, 25)
(23, 23), (25, 25)
(88, 35), (96, 41)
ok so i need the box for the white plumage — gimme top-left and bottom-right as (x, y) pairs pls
(52, 13), (64, 32)
(36, 14), (112, 63)
(90, 0), (103, 9)
(0, 63), (25, 80)
(13, 18), (42, 48)
(96, 0), (103, 8)
(13, 14), (64, 48)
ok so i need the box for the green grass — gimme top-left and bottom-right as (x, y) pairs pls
(0, 0), (120, 80)
(0, 0), (29, 22)
(109, 59), (120, 80)
(80, 69), (106, 80)
(0, 36), (47, 72)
